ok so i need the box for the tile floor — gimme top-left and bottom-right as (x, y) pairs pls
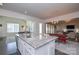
(55, 40), (79, 55)
(0, 36), (79, 55)
(0, 37), (17, 55)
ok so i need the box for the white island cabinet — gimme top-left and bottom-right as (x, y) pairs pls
(16, 34), (57, 55)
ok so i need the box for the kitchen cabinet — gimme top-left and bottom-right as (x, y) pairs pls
(16, 33), (58, 55)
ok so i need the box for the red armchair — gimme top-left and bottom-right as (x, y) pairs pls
(49, 34), (67, 43)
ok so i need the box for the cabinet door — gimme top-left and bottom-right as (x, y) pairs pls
(18, 38), (24, 54)
(18, 39), (21, 52)
(48, 41), (55, 55)
(23, 45), (31, 55)
(24, 42), (35, 55)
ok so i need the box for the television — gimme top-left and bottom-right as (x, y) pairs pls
(0, 24), (2, 27)
(66, 25), (75, 32)
(67, 25), (75, 29)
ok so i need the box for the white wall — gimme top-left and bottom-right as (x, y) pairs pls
(0, 16), (26, 37)
(0, 8), (46, 35)
(42, 23), (46, 33)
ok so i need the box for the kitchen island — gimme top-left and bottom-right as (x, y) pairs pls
(16, 33), (58, 55)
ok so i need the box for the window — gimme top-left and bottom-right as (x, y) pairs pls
(27, 21), (34, 32)
(7, 23), (19, 32)
(46, 24), (54, 34)
(39, 23), (42, 33)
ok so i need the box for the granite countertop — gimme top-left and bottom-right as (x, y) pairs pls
(16, 33), (58, 49)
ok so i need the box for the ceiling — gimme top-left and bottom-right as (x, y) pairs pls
(0, 3), (79, 19)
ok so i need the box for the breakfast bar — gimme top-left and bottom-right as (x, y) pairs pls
(16, 33), (58, 55)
